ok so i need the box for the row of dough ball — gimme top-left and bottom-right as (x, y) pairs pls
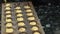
(6, 21), (37, 27)
(6, 26), (40, 34)
(5, 3), (31, 8)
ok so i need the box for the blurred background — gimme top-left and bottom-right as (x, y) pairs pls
(0, 0), (60, 34)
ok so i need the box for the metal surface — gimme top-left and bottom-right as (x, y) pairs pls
(2, 2), (45, 34)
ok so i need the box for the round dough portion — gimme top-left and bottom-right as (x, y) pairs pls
(18, 22), (25, 26)
(19, 28), (26, 32)
(26, 9), (32, 12)
(6, 23), (12, 27)
(15, 7), (21, 9)
(6, 28), (13, 33)
(24, 6), (30, 8)
(6, 19), (12, 22)
(6, 11), (11, 14)
(15, 10), (22, 13)
(5, 3), (10, 7)
(33, 32), (40, 34)
(26, 13), (33, 16)
(17, 17), (24, 21)
(31, 26), (39, 31)
(28, 17), (35, 21)
(17, 14), (23, 17)
(5, 7), (11, 10)
(6, 15), (11, 18)
(30, 22), (36, 25)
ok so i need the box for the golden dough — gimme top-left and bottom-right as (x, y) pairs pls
(31, 26), (38, 31)
(30, 22), (36, 25)
(26, 9), (32, 12)
(6, 15), (11, 17)
(6, 23), (12, 27)
(5, 7), (11, 10)
(24, 6), (30, 8)
(6, 28), (13, 33)
(17, 14), (23, 17)
(15, 7), (21, 9)
(5, 3), (10, 7)
(18, 22), (25, 26)
(26, 13), (33, 16)
(15, 10), (22, 13)
(34, 32), (40, 34)
(28, 17), (35, 20)
(6, 19), (12, 22)
(6, 11), (11, 14)
(17, 17), (24, 21)
(19, 28), (26, 32)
